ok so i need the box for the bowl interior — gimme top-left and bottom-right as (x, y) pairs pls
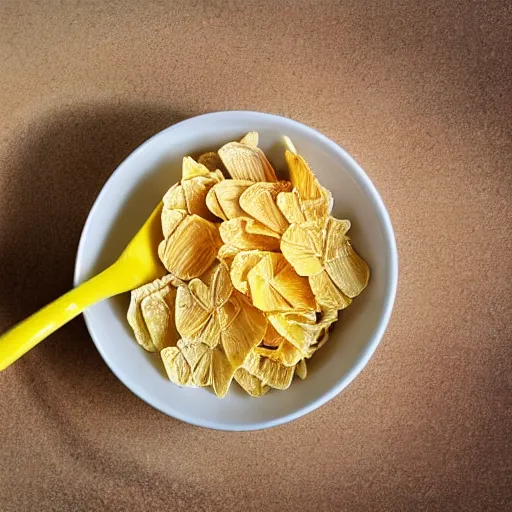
(75, 111), (397, 430)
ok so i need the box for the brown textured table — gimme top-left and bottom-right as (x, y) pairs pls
(1, 1), (511, 511)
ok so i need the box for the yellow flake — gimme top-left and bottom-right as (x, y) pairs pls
(181, 156), (212, 180)
(205, 180), (253, 221)
(239, 181), (292, 234)
(158, 214), (221, 280)
(281, 216), (368, 300)
(242, 351), (295, 390)
(280, 220), (325, 276)
(295, 359), (307, 380)
(161, 338), (235, 397)
(309, 270), (352, 310)
(234, 368), (270, 397)
(324, 239), (370, 298)
(161, 208), (188, 240)
(219, 217), (280, 251)
(239, 132), (259, 147)
(254, 336), (303, 367)
(172, 263), (267, 396)
(267, 308), (338, 357)
(127, 274), (178, 352)
(219, 142), (278, 182)
(247, 252), (317, 312)
(162, 159), (223, 223)
(230, 250), (266, 296)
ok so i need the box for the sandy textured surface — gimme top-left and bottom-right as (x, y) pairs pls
(1, 1), (511, 511)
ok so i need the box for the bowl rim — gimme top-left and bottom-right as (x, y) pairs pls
(74, 110), (398, 431)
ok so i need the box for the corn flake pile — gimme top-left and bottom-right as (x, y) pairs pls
(127, 133), (370, 397)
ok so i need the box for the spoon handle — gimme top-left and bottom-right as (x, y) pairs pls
(0, 262), (128, 371)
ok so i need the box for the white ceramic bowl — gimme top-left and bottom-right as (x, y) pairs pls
(74, 111), (398, 431)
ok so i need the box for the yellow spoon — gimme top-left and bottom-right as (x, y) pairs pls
(0, 202), (166, 371)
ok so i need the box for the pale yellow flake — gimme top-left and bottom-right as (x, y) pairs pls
(173, 263), (267, 396)
(239, 181), (292, 234)
(218, 142), (278, 182)
(161, 208), (188, 240)
(239, 132), (259, 147)
(257, 320), (307, 369)
(181, 156), (211, 180)
(324, 239), (370, 298)
(280, 220), (325, 276)
(219, 217), (280, 251)
(158, 214), (221, 280)
(230, 250), (267, 296)
(281, 215), (368, 299)
(234, 368), (270, 397)
(205, 180), (253, 221)
(247, 252), (317, 312)
(309, 270), (352, 310)
(295, 359), (307, 379)
(162, 159), (223, 223)
(127, 274), (178, 352)
(161, 338), (235, 397)
(267, 308), (338, 357)
(217, 244), (241, 267)
(242, 351), (295, 390)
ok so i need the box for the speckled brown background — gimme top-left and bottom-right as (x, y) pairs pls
(1, 1), (511, 511)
